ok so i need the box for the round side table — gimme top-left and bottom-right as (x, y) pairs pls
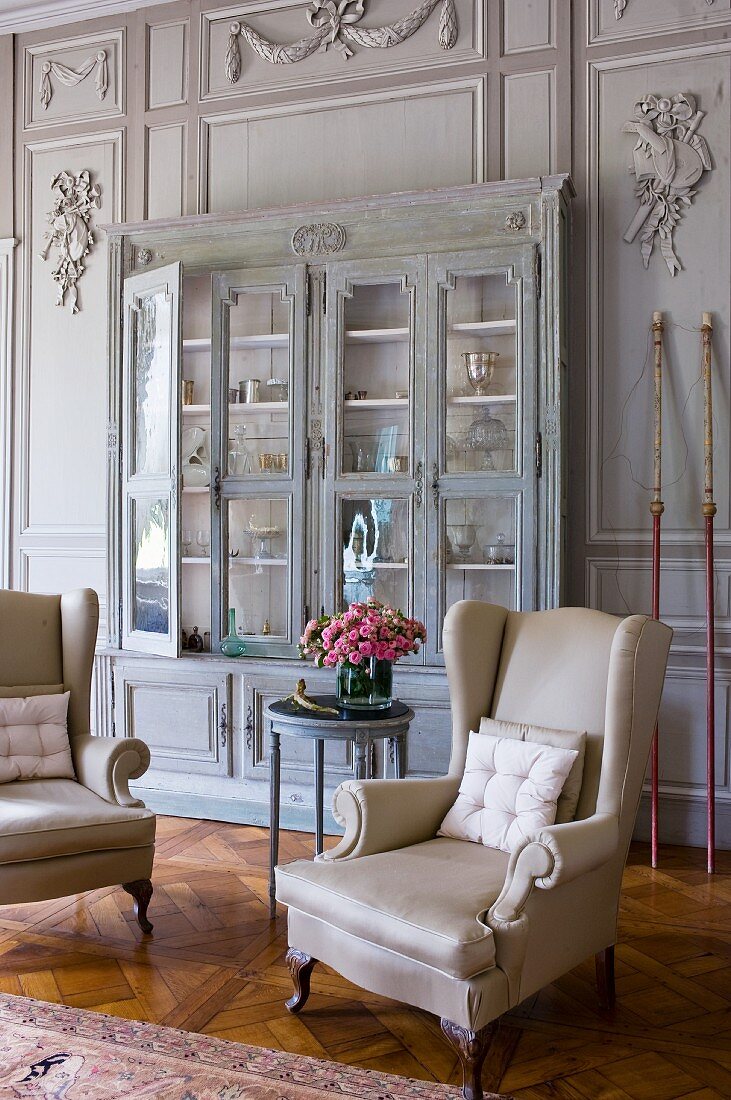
(266, 696), (414, 919)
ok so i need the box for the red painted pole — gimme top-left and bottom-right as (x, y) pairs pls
(701, 312), (715, 875)
(650, 312), (664, 869)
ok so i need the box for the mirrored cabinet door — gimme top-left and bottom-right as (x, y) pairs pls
(121, 262), (182, 657)
(322, 259), (426, 632)
(212, 266), (306, 656)
(427, 247), (538, 658)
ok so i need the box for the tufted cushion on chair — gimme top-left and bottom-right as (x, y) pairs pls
(0, 694), (74, 784)
(438, 732), (578, 852)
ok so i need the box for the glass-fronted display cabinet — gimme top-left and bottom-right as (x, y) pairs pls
(108, 177), (571, 823)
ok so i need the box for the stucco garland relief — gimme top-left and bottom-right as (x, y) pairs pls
(622, 93), (712, 276)
(38, 50), (108, 110)
(39, 170), (101, 314)
(615, 0), (713, 16)
(224, 0), (457, 83)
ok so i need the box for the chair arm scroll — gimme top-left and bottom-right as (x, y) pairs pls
(325, 775), (461, 861)
(489, 813), (619, 924)
(72, 735), (151, 808)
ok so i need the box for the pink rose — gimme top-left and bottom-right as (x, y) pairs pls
(384, 648), (396, 661)
(349, 651), (362, 664)
(348, 629), (359, 642)
(359, 641), (373, 656)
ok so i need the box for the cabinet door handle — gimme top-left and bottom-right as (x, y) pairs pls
(213, 466), (222, 509)
(415, 461), (424, 508)
(219, 703), (227, 747)
(431, 462), (440, 507)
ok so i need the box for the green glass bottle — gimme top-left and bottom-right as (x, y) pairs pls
(220, 607), (246, 657)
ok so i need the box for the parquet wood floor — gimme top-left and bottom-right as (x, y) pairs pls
(0, 817), (729, 1098)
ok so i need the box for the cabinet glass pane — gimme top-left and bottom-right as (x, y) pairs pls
(444, 495), (518, 611)
(225, 287), (292, 477)
(133, 290), (173, 476)
(132, 496), (170, 634)
(445, 273), (517, 475)
(341, 497), (409, 610)
(342, 282), (411, 476)
(226, 499), (290, 639)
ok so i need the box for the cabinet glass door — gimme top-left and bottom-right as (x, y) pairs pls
(428, 247), (537, 656)
(323, 259), (426, 629)
(121, 262), (182, 656)
(212, 266), (306, 655)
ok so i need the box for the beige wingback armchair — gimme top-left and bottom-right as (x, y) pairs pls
(0, 589), (156, 933)
(276, 602), (672, 1099)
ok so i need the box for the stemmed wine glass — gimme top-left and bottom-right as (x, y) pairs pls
(182, 530), (193, 557)
(196, 529), (210, 558)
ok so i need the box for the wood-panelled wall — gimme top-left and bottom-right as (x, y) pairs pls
(1, 0), (729, 847)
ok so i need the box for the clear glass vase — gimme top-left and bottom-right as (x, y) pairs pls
(220, 607), (246, 657)
(336, 658), (393, 710)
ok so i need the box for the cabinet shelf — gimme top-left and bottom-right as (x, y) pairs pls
(345, 327), (410, 344)
(446, 563), (515, 571)
(182, 556), (211, 564)
(184, 335), (289, 351)
(448, 394), (517, 406)
(344, 397), (408, 409)
(230, 557), (288, 567)
(449, 320), (516, 337)
(182, 486), (210, 495)
(182, 402), (288, 416)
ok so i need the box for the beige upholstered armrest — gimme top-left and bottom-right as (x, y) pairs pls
(72, 735), (151, 808)
(325, 775), (461, 861)
(489, 812), (619, 924)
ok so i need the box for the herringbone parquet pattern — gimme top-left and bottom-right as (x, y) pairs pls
(0, 817), (729, 1098)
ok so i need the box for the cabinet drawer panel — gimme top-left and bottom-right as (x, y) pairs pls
(404, 702), (452, 778)
(120, 668), (231, 778)
(246, 683), (353, 780)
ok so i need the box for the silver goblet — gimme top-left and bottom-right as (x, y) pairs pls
(463, 352), (499, 397)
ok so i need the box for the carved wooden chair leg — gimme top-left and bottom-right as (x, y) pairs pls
(122, 879), (153, 934)
(285, 948), (318, 1014)
(440, 1018), (498, 1100)
(596, 945), (616, 1011)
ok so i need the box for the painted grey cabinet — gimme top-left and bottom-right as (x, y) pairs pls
(104, 177), (572, 826)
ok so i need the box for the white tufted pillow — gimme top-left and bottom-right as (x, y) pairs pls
(0, 693), (75, 784)
(438, 732), (578, 853)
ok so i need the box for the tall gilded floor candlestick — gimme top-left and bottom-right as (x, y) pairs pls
(702, 311), (716, 875)
(650, 311), (664, 869)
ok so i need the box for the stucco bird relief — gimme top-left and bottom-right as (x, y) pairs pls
(622, 93), (712, 276)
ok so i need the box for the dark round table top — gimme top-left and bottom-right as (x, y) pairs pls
(267, 695), (411, 726)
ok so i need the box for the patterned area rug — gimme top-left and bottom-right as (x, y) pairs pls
(0, 994), (506, 1098)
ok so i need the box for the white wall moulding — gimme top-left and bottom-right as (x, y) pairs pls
(19, 129), (122, 558)
(198, 76), (485, 213)
(589, 0), (730, 46)
(19, 546), (107, 640)
(0, 0), (173, 34)
(0, 239), (16, 590)
(622, 93), (712, 277)
(23, 29), (124, 129)
(147, 19), (188, 109)
(586, 556), (731, 655)
(587, 44), (730, 547)
(200, 0), (484, 102)
(502, 69), (555, 179)
(38, 49), (108, 110)
(145, 122), (186, 220)
(39, 169), (101, 313)
(501, 0), (554, 55)
(657, 665), (730, 792)
(223, 0), (458, 84)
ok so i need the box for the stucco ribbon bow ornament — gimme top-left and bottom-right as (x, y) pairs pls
(307, 0), (365, 58)
(622, 92), (712, 275)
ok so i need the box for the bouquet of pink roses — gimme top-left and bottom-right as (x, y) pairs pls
(299, 599), (426, 668)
